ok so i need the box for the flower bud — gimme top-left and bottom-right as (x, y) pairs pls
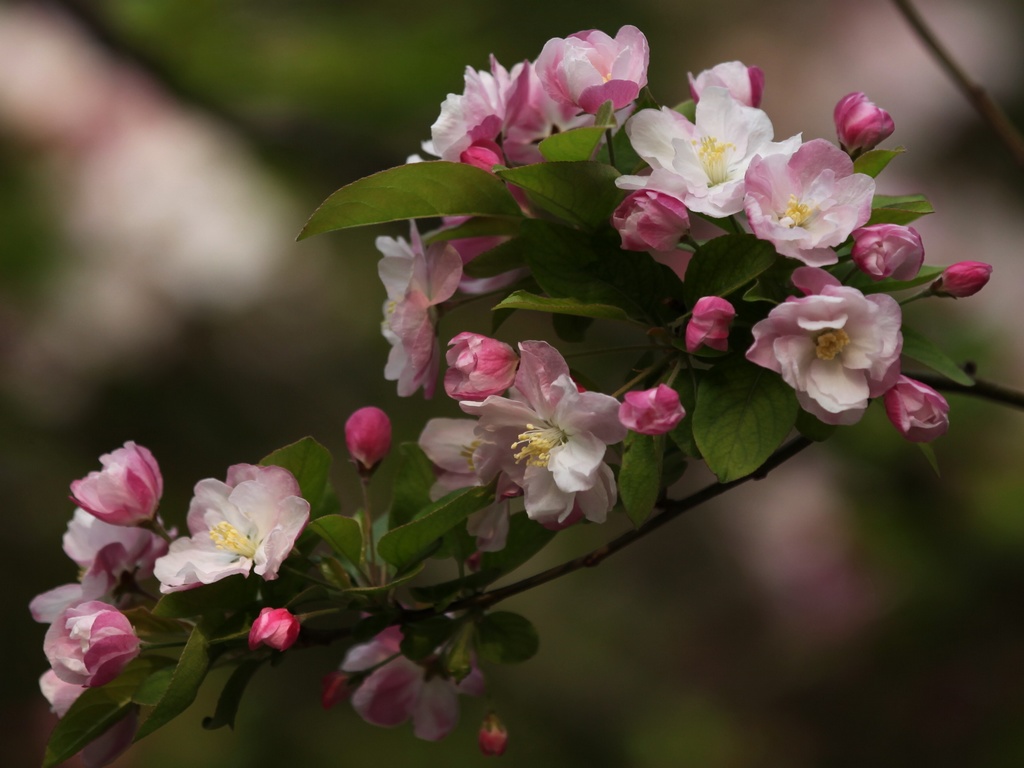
(69, 441), (162, 526)
(460, 140), (504, 172)
(444, 332), (519, 401)
(884, 376), (950, 442)
(685, 296), (736, 353)
(851, 224), (924, 281)
(345, 406), (392, 472)
(688, 60), (765, 107)
(321, 670), (351, 710)
(618, 384), (685, 435)
(834, 92), (894, 155)
(933, 261), (992, 298)
(44, 601), (140, 687)
(612, 190), (690, 253)
(479, 712), (509, 756)
(248, 607), (301, 651)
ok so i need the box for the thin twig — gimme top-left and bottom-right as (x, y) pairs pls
(912, 373), (1024, 411)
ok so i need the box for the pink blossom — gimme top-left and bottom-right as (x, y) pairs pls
(745, 138), (875, 266)
(44, 601), (140, 687)
(342, 626), (485, 741)
(460, 341), (626, 525)
(478, 712), (509, 756)
(345, 406), (392, 472)
(685, 296), (736, 353)
(40, 671), (138, 768)
(933, 261), (992, 298)
(535, 26), (649, 114)
(248, 606), (301, 651)
(69, 441), (162, 526)
(884, 376), (950, 442)
(444, 332), (519, 402)
(611, 189), (690, 253)
(378, 223), (463, 398)
(153, 464), (309, 593)
(619, 384), (685, 435)
(746, 267), (902, 425)
(688, 61), (765, 107)
(834, 92), (894, 155)
(851, 224), (924, 281)
(419, 418), (484, 498)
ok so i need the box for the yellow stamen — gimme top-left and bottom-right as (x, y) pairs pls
(692, 136), (734, 186)
(209, 521), (257, 558)
(815, 328), (851, 361)
(780, 194), (814, 228)
(459, 439), (482, 473)
(511, 423), (566, 468)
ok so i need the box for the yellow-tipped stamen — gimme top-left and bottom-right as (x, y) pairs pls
(815, 328), (851, 361)
(209, 521), (257, 558)
(692, 136), (734, 186)
(511, 423), (566, 468)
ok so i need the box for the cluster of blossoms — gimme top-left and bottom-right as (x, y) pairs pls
(35, 24), (993, 767)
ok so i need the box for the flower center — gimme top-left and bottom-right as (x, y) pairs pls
(692, 136), (734, 186)
(512, 423), (566, 468)
(209, 521), (257, 558)
(459, 439), (482, 473)
(780, 194), (815, 228)
(815, 328), (851, 361)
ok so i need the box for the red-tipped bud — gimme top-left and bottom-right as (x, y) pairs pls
(248, 607), (300, 651)
(345, 406), (392, 472)
(834, 92), (894, 155)
(932, 261), (992, 298)
(618, 384), (686, 435)
(884, 376), (950, 442)
(612, 190), (691, 253)
(851, 224), (924, 281)
(321, 670), (351, 710)
(444, 332), (519, 402)
(685, 296), (736, 353)
(478, 712), (509, 756)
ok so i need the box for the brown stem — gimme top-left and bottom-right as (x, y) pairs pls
(911, 372), (1024, 411)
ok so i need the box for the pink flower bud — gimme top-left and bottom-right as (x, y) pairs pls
(933, 261), (993, 298)
(479, 712), (509, 756)
(321, 670), (351, 710)
(612, 190), (690, 253)
(345, 406), (392, 471)
(884, 376), (950, 442)
(444, 332), (519, 401)
(688, 61), (765, 107)
(685, 296), (736, 353)
(248, 607), (301, 651)
(834, 92), (895, 155)
(851, 224), (924, 281)
(44, 601), (140, 687)
(69, 441), (162, 526)
(460, 140), (504, 171)
(619, 384), (685, 435)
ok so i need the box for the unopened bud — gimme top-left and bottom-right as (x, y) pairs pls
(248, 607), (301, 651)
(834, 92), (894, 155)
(479, 712), (509, 756)
(932, 261), (992, 298)
(345, 406), (392, 472)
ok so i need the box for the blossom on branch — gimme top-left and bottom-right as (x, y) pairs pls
(933, 261), (993, 297)
(611, 189), (691, 253)
(688, 60), (765, 107)
(44, 601), (140, 687)
(834, 92), (895, 155)
(618, 384), (685, 435)
(851, 223), (924, 281)
(70, 441), (163, 526)
(685, 296), (736, 353)
(444, 332), (519, 402)
(884, 375), (950, 442)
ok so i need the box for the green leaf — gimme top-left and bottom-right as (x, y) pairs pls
(132, 665), (176, 707)
(400, 615), (456, 661)
(202, 661), (264, 731)
(668, 371), (700, 458)
(351, 608), (402, 642)
(917, 442), (941, 476)
(388, 443), (437, 529)
(299, 161), (522, 238)
(845, 265), (944, 294)
(867, 193), (934, 226)
(497, 161), (623, 229)
(377, 485), (495, 570)
(552, 312), (594, 344)
(134, 622), (211, 741)
(461, 236), (528, 279)
(901, 327), (975, 386)
(795, 408), (837, 442)
(309, 515), (363, 566)
(424, 216), (522, 243)
(619, 432), (663, 527)
(853, 147), (904, 178)
(476, 611), (539, 664)
(694, 358), (799, 482)
(683, 234), (778, 307)
(539, 126), (607, 162)
(152, 574), (257, 619)
(743, 259), (799, 305)
(672, 99), (697, 122)
(261, 436), (337, 520)
(493, 290), (635, 323)
(121, 607), (189, 643)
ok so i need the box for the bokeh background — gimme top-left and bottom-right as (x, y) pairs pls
(4, 0), (1024, 766)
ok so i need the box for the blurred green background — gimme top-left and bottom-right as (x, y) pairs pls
(3, 0), (1024, 766)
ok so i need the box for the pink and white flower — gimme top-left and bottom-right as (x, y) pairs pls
(378, 223), (463, 398)
(444, 332), (519, 402)
(341, 626), (484, 741)
(70, 441), (162, 526)
(884, 375), (950, 442)
(685, 296), (736, 353)
(248, 607), (301, 651)
(44, 601), (140, 687)
(851, 224), (924, 281)
(460, 341), (626, 525)
(535, 26), (649, 114)
(617, 88), (801, 218)
(746, 267), (902, 425)
(745, 138), (875, 266)
(618, 384), (685, 435)
(153, 464), (309, 593)
(611, 189), (690, 253)
(688, 61), (765, 108)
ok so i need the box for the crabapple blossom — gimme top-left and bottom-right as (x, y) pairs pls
(40, 671), (138, 768)
(345, 406), (392, 472)
(617, 87), (801, 218)
(933, 261), (993, 297)
(746, 267), (902, 425)
(248, 607), (301, 651)
(444, 332), (519, 402)
(618, 384), (685, 435)
(478, 712), (509, 756)
(851, 224), (924, 281)
(153, 464), (309, 593)
(611, 189), (691, 253)
(884, 375), (950, 442)
(341, 626), (484, 741)
(44, 601), (140, 687)
(834, 92), (895, 155)
(69, 441), (162, 526)
(685, 296), (736, 353)
(688, 60), (765, 107)
(378, 223), (463, 398)
(745, 138), (875, 266)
